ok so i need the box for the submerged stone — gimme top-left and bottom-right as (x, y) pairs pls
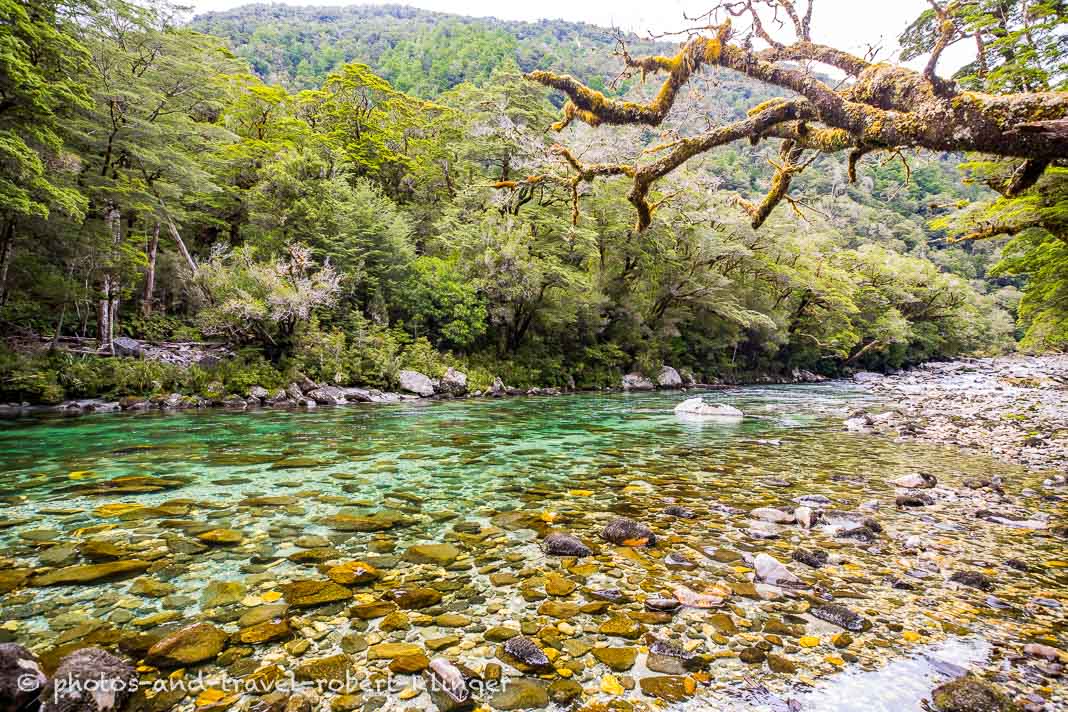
(542, 532), (592, 557)
(146, 624), (227, 667)
(32, 560), (150, 586)
(601, 517), (656, 547)
(499, 636), (552, 672)
(931, 675), (1018, 712)
(811, 604), (871, 632)
(280, 579), (353, 608)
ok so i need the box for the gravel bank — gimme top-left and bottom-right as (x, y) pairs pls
(847, 355), (1068, 474)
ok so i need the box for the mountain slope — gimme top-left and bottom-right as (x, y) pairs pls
(190, 3), (674, 95)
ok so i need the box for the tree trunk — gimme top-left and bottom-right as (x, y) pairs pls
(142, 222), (160, 316)
(99, 206), (122, 354)
(164, 214), (197, 275)
(0, 217), (13, 307)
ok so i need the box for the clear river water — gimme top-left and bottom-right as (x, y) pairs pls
(0, 385), (1063, 711)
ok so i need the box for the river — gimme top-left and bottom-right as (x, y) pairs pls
(0, 385), (1063, 710)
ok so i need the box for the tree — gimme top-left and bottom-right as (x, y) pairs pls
(196, 243), (341, 357)
(0, 0), (93, 306)
(496, 0), (1068, 232)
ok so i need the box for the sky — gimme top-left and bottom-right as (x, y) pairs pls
(187, 0), (975, 74)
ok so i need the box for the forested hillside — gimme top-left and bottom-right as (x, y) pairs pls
(1, 0), (1062, 407)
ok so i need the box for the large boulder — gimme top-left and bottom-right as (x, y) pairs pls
(307, 385), (347, 405)
(41, 648), (137, 712)
(440, 368), (468, 396)
(673, 397), (743, 420)
(398, 370), (435, 397)
(112, 336), (143, 357)
(621, 372), (655, 391)
(657, 366), (683, 388)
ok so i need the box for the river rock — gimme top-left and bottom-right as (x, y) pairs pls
(542, 532), (592, 557)
(644, 598), (682, 613)
(663, 505), (696, 518)
(621, 372), (655, 390)
(754, 553), (803, 587)
(499, 636), (551, 672)
(425, 658), (475, 712)
(384, 587), (442, 609)
(599, 614), (644, 638)
(0, 643), (46, 710)
(639, 676), (696, 702)
(794, 505), (818, 528)
(196, 528), (244, 545)
(307, 385), (348, 405)
(294, 653), (350, 683)
(930, 675), (1017, 712)
(811, 604), (871, 632)
(32, 559), (150, 586)
(896, 494), (934, 507)
(646, 639), (702, 674)
(949, 571), (995, 591)
(592, 647), (638, 671)
(146, 623), (227, 667)
(41, 647), (137, 712)
(751, 507), (795, 524)
(201, 580), (246, 608)
(491, 678), (549, 710)
(404, 543), (461, 566)
(673, 397), (743, 419)
(325, 561), (380, 586)
(657, 366), (683, 388)
(601, 517), (656, 547)
(891, 472), (937, 488)
(398, 370), (435, 397)
(792, 548), (828, 568)
(280, 579), (354, 607)
(440, 368), (468, 396)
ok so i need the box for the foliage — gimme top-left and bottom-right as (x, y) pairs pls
(196, 243), (341, 355)
(0, 1), (1044, 406)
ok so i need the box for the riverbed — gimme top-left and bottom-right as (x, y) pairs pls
(0, 383), (1064, 711)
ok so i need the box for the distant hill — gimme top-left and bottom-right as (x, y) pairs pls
(190, 3), (677, 96)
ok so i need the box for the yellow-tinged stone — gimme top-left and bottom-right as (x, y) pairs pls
(544, 648), (559, 662)
(1045, 560), (1068, 568)
(69, 470), (94, 479)
(824, 655), (845, 667)
(600, 674), (625, 695)
(94, 503), (144, 518)
(262, 591), (282, 602)
(732, 566), (752, 574)
(136, 665), (155, 674)
(556, 668), (572, 677)
(398, 688), (419, 700)
(568, 489), (592, 496)
(1, 621), (17, 631)
(540, 512), (559, 523)
(195, 689), (226, 706)
(622, 486), (644, 493)
(241, 595), (263, 607)
(902, 631), (922, 642)
(799, 637), (820, 648)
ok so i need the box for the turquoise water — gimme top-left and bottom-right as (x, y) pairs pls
(0, 386), (1063, 711)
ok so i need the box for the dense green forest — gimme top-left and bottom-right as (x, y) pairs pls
(0, 0), (1064, 406)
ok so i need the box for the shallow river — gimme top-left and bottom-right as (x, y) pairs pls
(0, 385), (1064, 711)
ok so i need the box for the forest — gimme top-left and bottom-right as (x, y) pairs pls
(1, 0), (1065, 405)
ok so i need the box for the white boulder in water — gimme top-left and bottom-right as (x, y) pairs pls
(673, 397), (743, 420)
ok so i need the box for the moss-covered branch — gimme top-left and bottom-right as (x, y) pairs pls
(519, 0), (1068, 230)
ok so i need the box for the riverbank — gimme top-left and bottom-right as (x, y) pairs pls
(845, 355), (1068, 474)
